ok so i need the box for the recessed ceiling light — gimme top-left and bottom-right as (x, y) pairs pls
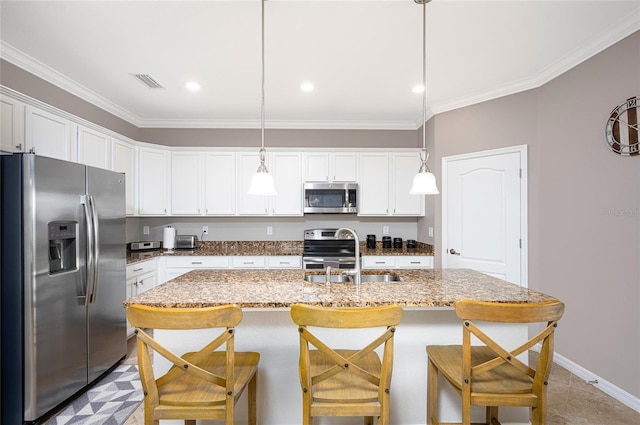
(300, 82), (314, 92)
(185, 81), (201, 92)
(412, 84), (425, 94)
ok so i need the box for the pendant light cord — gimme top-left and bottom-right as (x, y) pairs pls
(260, 0), (265, 153)
(421, 0), (426, 153)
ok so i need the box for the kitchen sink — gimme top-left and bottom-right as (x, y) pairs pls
(304, 273), (403, 283)
(304, 274), (352, 283)
(359, 274), (403, 282)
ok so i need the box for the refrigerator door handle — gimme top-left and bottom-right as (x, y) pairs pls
(89, 195), (100, 304)
(81, 195), (94, 306)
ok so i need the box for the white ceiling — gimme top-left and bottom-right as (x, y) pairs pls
(1, 0), (639, 130)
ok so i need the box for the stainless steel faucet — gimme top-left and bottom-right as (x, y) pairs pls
(325, 265), (332, 286)
(335, 227), (361, 288)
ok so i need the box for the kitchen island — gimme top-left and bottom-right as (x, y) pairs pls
(124, 269), (557, 425)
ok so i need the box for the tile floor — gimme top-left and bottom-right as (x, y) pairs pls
(122, 338), (640, 425)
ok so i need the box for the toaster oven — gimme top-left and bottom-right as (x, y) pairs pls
(175, 235), (198, 249)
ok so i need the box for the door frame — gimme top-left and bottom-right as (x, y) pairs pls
(441, 144), (528, 287)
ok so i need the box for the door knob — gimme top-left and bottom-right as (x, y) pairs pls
(449, 248), (461, 256)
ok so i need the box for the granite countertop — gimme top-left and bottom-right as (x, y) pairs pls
(123, 268), (556, 309)
(126, 240), (434, 264)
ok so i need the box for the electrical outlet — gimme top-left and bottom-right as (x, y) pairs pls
(143, 226), (149, 235)
(267, 226), (273, 235)
(202, 226), (209, 235)
(428, 226), (434, 237)
(383, 226), (389, 235)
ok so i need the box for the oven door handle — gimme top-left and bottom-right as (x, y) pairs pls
(303, 257), (356, 262)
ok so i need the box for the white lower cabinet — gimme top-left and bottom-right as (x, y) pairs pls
(163, 256), (230, 281)
(126, 259), (158, 337)
(361, 255), (433, 269)
(266, 256), (302, 269)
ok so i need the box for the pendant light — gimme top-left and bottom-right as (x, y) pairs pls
(248, 0), (277, 196)
(410, 0), (439, 195)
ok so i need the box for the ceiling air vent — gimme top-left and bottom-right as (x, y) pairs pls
(131, 73), (165, 89)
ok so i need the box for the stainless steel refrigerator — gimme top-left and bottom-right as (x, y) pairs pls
(1, 153), (127, 424)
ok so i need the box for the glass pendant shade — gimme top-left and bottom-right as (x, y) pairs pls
(248, 148), (277, 196)
(248, 170), (277, 196)
(410, 170), (439, 195)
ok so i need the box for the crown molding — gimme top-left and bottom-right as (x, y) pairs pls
(431, 12), (640, 115)
(0, 41), (145, 127)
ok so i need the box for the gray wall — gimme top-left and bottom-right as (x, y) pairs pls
(139, 127), (420, 149)
(425, 30), (640, 398)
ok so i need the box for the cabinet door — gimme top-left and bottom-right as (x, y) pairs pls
(271, 152), (303, 216)
(237, 152), (269, 215)
(204, 152), (236, 215)
(304, 152), (329, 181)
(77, 125), (111, 169)
(358, 153), (390, 215)
(1, 95), (25, 153)
(25, 106), (74, 161)
(136, 271), (157, 293)
(171, 151), (202, 215)
(138, 147), (169, 215)
(391, 153), (425, 216)
(332, 152), (357, 181)
(111, 139), (136, 216)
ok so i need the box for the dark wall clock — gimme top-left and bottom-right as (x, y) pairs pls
(605, 96), (639, 156)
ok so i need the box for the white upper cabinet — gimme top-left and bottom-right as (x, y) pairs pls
(111, 138), (136, 215)
(170, 151), (203, 215)
(237, 152), (269, 215)
(358, 151), (425, 216)
(358, 152), (390, 215)
(25, 105), (74, 161)
(271, 152), (303, 216)
(304, 152), (357, 182)
(204, 152), (237, 215)
(138, 146), (169, 215)
(391, 152), (425, 216)
(77, 125), (111, 169)
(1, 95), (25, 153)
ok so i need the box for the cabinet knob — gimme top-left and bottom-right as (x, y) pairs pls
(449, 248), (461, 256)
(15, 143), (22, 150)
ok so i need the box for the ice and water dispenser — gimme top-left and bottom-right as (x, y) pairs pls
(48, 221), (77, 274)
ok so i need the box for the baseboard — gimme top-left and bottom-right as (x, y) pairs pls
(532, 346), (640, 414)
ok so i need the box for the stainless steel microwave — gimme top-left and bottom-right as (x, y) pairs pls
(303, 182), (358, 214)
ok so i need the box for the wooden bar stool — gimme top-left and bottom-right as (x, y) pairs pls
(291, 303), (403, 425)
(426, 299), (565, 425)
(126, 304), (259, 425)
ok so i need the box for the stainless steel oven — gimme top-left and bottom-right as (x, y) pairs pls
(302, 228), (356, 269)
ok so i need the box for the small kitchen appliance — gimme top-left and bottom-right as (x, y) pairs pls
(366, 234), (376, 249)
(129, 241), (161, 251)
(176, 235), (199, 249)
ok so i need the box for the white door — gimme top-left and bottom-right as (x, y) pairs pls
(111, 139), (136, 215)
(443, 146), (526, 286)
(25, 105), (74, 161)
(271, 152), (303, 215)
(138, 147), (169, 215)
(204, 152), (237, 215)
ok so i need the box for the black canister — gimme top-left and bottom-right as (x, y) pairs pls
(366, 234), (376, 249)
(393, 237), (403, 249)
(382, 236), (392, 249)
(406, 239), (417, 249)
